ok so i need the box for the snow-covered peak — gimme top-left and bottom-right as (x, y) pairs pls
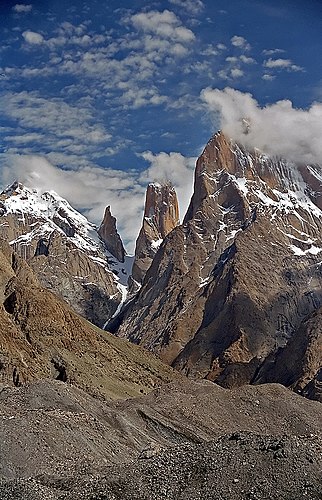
(1, 181), (94, 236)
(1, 181), (108, 262)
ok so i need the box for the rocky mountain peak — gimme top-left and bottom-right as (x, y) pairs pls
(0, 183), (124, 327)
(113, 131), (322, 402)
(132, 182), (180, 283)
(144, 182), (180, 237)
(98, 205), (125, 263)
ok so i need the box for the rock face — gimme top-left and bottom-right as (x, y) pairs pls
(0, 182), (125, 328)
(112, 131), (322, 401)
(0, 235), (180, 399)
(98, 205), (125, 262)
(132, 182), (179, 283)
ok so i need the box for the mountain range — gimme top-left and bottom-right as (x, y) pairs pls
(1, 131), (320, 401)
(0, 130), (321, 498)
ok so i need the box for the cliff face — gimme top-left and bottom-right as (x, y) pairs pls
(98, 206), (125, 263)
(0, 182), (122, 328)
(112, 132), (322, 401)
(132, 182), (179, 283)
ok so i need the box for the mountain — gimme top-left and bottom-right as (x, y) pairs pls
(0, 134), (322, 499)
(1, 133), (321, 402)
(0, 181), (129, 328)
(111, 131), (322, 401)
(0, 234), (180, 399)
(132, 182), (180, 283)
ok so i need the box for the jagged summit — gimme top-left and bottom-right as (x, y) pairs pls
(131, 181), (180, 283)
(98, 205), (125, 263)
(143, 181), (179, 236)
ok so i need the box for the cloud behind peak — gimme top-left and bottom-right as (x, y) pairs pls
(201, 87), (322, 165)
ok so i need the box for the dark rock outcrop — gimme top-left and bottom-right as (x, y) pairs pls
(98, 205), (125, 262)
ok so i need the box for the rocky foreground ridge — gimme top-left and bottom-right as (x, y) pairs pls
(0, 235), (180, 398)
(0, 379), (321, 499)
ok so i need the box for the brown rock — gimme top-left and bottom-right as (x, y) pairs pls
(132, 182), (179, 283)
(98, 205), (125, 262)
(113, 131), (322, 401)
(0, 239), (181, 400)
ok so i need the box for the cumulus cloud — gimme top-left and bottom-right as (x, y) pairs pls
(230, 68), (244, 78)
(0, 150), (197, 253)
(263, 58), (303, 72)
(231, 35), (251, 50)
(262, 48), (285, 56)
(130, 10), (195, 42)
(240, 55), (255, 64)
(262, 74), (276, 81)
(201, 87), (322, 165)
(13, 4), (32, 13)
(168, 0), (204, 15)
(22, 30), (44, 45)
(119, 85), (169, 109)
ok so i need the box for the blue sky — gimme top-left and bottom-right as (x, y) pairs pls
(1, 0), (322, 250)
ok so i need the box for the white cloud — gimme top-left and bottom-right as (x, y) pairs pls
(230, 68), (244, 78)
(119, 85), (168, 109)
(22, 30), (44, 45)
(200, 44), (219, 57)
(226, 56), (238, 63)
(13, 4), (32, 13)
(218, 68), (244, 81)
(264, 58), (303, 72)
(240, 55), (255, 64)
(139, 151), (196, 218)
(262, 48), (285, 56)
(262, 73), (276, 81)
(231, 35), (251, 50)
(201, 86), (322, 165)
(130, 10), (195, 42)
(1, 91), (111, 149)
(168, 0), (204, 15)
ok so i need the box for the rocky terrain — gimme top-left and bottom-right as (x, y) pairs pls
(0, 235), (180, 399)
(0, 182), (125, 327)
(112, 132), (322, 402)
(98, 205), (125, 263)
(0, 130), (321, 498)
(0, 378), (321, 499)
